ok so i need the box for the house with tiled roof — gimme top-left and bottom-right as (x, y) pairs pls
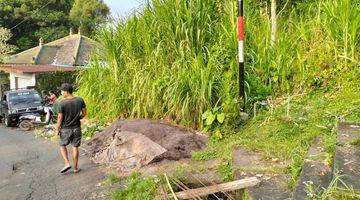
(0, 29), (101, 91)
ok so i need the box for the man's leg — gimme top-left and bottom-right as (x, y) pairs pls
(60, 146), (70, 165)
(72, 147), (79, 172)
(72, 128), (82, 173)
(59, 129), (72, 173)
(59, 146), (72, 173)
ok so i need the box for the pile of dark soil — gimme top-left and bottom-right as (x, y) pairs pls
(88, 119), (207, 171)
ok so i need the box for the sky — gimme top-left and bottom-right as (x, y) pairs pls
(103, 0), (144, 20)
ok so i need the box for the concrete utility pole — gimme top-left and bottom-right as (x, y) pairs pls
(238, 0), (245, 110)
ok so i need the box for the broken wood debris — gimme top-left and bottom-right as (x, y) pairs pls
(169, 177), (260, 199)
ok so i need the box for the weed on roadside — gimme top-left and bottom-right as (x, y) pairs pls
(110, 172), (157, 200)
(104, 174), (121, 185)
(217, 159), (234, 182)
(305, 174), (360, 200)
(350, 138), (360, 147)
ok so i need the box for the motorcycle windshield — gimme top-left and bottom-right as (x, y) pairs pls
(8, 91), (42, 110)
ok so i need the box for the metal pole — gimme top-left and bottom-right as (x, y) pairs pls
(238, 0), (245, 111)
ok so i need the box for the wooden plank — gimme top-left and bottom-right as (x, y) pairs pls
(173, 177), (260, 199)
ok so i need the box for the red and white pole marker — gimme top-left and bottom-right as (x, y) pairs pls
(238, 0), (245, 110)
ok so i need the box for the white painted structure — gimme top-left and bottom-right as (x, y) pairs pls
(9, 72), (36, 90)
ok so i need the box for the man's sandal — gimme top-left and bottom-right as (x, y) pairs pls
(60, 165), (72, 173)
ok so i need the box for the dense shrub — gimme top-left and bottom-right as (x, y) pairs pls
(77, 0), (359, 129)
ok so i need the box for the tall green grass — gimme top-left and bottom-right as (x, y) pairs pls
(77, 0), (359, 128)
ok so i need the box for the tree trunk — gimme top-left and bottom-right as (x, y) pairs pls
(270, 0), (277, 47)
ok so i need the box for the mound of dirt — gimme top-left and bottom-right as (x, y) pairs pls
(87, 119), (208, 171)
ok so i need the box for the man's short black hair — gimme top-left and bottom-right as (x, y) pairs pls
(60, 83), (73, 94)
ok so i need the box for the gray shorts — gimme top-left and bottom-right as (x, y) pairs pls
(59, 127), (82, 147)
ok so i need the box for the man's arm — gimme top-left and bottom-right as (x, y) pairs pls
(81, 108), (87, 119)
(56, 113), (63, 135)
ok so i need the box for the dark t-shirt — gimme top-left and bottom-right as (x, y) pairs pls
(58, 97), (86, 128)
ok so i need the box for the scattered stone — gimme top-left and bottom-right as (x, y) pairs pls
(247, 175), (291, 200)
(233, 147), (263, 169)
(293, 136), (332, 200)
(239, 112), (249, 123)
(256, 174), (263, 178)
(232, 147), (291, 199)
(333, 122), (360, 190)
(34, 125), (55, 139)
(316, 147), (324, 151)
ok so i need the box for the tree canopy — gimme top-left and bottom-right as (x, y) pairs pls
(0, 0), (74, 51)
(0, 27), (15, 62)
(69, 0), (110, 36)
(0, 0), (109, 52)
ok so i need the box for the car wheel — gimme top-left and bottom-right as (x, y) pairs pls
(4, 116), (11, 127)
(19, 120), (33, 131)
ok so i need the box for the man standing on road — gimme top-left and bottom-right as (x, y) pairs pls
(55, 83), (87, 174)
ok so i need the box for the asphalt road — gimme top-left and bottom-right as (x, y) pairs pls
(0, 126), (107, 200)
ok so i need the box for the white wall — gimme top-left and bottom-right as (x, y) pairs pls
(9, 72), (36, 90)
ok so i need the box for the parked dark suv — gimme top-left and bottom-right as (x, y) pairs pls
(0, 89), (44, 127)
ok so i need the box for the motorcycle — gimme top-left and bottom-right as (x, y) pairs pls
(18, 105), (57, 131)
